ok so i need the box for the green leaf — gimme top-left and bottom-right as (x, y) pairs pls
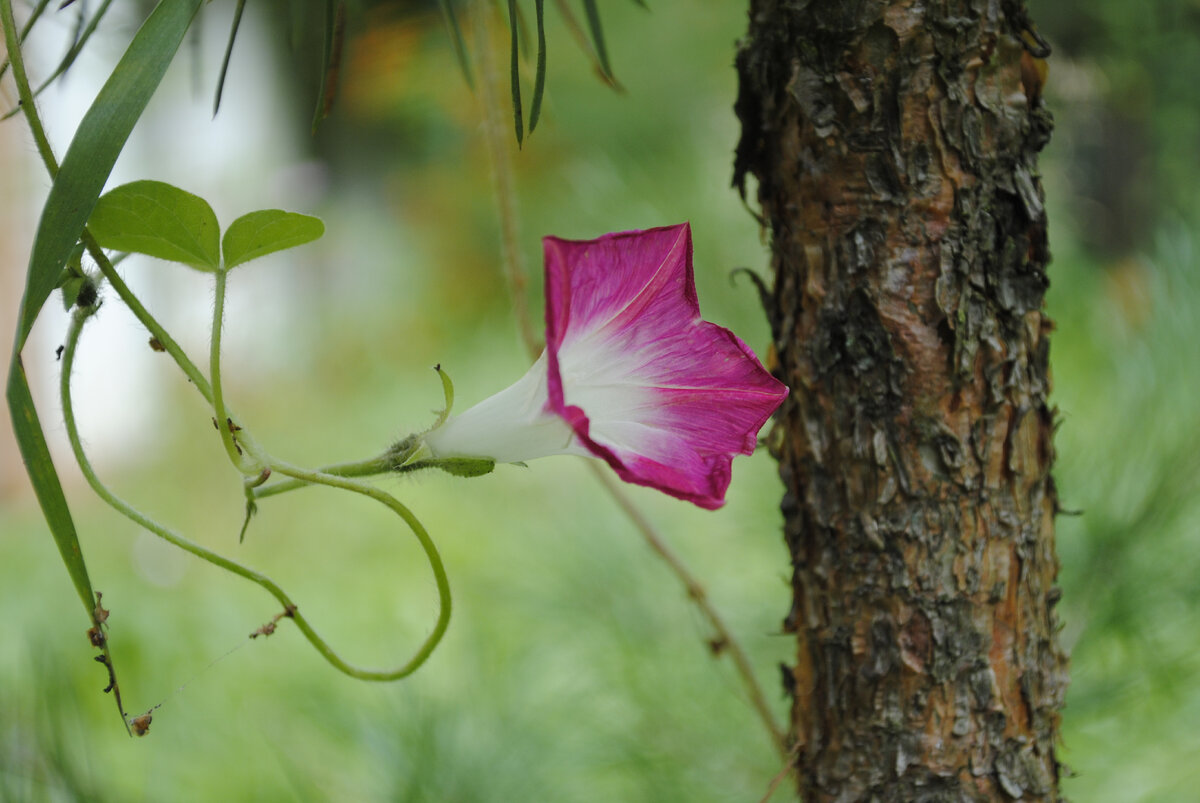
(6, 360), (96, 616)
(89, 180), (220, 270)
(222, 210), (325, 270)
(529, 0), (546, 134)
(580, 0), (612, 80)
(436, 0), (473, 89)
(13, 0), (204, 352)
(212, 0), (247, 117)
(507, 0), (523, 147)
(43, 0), (117, 92)
(551, 0), (618, 90)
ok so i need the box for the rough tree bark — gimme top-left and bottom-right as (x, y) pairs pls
(734, 2), (1068, 800)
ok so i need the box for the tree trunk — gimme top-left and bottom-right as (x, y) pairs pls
(734, 2), (1068, 800)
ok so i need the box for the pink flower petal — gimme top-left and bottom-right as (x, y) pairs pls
(543, 223), (788, 509)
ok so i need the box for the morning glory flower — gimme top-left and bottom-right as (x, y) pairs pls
(424, 223), (788, 509)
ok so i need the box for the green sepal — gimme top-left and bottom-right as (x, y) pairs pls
(60, 277), (85, 311)
(57, 243), (88, 310)
(430, 364), (455, 430)
(424, 457), (496, 478)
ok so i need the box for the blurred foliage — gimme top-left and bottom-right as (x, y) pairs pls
(1031, 2), (1200, 794)
(1033, 0), (1200, 255)
(1047, 229), (1200, 801)
(2, 0), (1199, 800)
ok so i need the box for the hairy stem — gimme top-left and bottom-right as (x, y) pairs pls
(0, 0), (51, 83)
(209, 266), (260, 474)
(253, 454), (399, 499)
(86, 232), (214, 400)
(0, 0), (57, 174)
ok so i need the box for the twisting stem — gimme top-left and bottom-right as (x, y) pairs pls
(472, 0), (538, 355)
(60, 309), (450, 681)
(470, 0), (788, 760)
(13, 0), (451, 687)
(267, 458), (453, 678)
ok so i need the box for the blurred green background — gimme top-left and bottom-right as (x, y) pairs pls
(1, 1), (1198, 800)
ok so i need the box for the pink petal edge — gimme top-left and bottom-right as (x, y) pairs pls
(542, 223), (789, 509)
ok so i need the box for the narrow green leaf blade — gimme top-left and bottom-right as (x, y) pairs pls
(428, 457), (495, 478)
(580, 0), (612, 79)
(529, 0), (546, 134)
(6, 359), (95, 615)
(89, 180), (220, 270)
(507, 0), (523, 147)
(14, 0), (204, 352)
(212, 0), (247, 116)
(222, 210), (325, 270)
(37, 0), (117, 93)
(436, 0), (473, 89)
(311, 1), (345, 132)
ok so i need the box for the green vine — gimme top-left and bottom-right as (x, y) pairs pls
(59, 303), (452, 684)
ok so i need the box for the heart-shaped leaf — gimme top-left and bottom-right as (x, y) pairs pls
(89, 180), (220, 270)
(222, 210), (324, 270)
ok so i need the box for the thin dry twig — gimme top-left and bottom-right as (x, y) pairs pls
(590, 466), (788, 757)
(758, 740), (802, 802)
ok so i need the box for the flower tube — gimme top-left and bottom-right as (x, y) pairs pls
(424, 223), (788, 509)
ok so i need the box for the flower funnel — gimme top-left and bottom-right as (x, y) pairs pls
(424, 223), (788, 509)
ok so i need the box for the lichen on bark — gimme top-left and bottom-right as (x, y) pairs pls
(735, 0), (1068, 800)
